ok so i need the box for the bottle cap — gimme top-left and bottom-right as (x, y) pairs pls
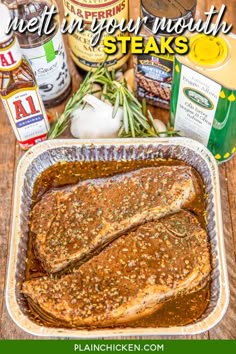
(0, 4), (13, 43)
(188, 34), (229, 67)
(141, 0), (197, 35)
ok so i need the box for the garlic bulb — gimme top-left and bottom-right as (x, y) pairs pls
(70, 94), (123, 139)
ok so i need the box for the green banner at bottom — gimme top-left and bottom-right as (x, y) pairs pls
(0, 340), (236, 354)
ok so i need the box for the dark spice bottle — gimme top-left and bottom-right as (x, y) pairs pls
(3, 0), (72, 108)
(0, 3), (50, 149)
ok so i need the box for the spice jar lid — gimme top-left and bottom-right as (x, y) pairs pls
(0, 4), (12, 43)
(141, 0), (197, 34)
(188, 34), (229, 67)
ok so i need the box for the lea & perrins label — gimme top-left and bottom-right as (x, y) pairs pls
(171, 33), (236, 163)
(63, 0), (129, 71)
(0, 4), (49, 150)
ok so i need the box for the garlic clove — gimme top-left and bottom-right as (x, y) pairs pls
(115, 70), (124, 81)
(153, 119), (167, 137)
(91, 83), (102, 99)
(123, 68), (135, 92)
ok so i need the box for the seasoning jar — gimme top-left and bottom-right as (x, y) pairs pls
(134, 0), (196, 109)
(3, 0), (72, 108)
(141, 0), (197, 34)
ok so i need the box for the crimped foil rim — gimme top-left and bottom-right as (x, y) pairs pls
(5, 138), (229, 337)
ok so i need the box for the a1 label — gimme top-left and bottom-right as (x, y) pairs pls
(0, 38), (22, 71)
(1, 87), (49, 143)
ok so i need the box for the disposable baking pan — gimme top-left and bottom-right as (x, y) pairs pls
(5, 138), (229, 337)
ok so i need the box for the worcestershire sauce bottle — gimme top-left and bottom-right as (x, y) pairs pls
(0, 4), (50, 150)
(63, 0), (130, 73)
(3, 0), (72, 108)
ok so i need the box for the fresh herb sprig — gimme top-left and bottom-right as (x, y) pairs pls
(48, 65), (107, 139)
(48, 62), (180, 139)
(103, 81), (151, 138)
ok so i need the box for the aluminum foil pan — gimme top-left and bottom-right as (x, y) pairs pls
(5, 138), (229, 337)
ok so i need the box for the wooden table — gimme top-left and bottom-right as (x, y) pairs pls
(0, 0), (235, 339)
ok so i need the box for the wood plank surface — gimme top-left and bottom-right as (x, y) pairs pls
(0, 0), (235, 339)
(0, 105), (16, 339)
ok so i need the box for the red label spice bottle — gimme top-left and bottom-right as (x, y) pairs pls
(0, 3), (50, 150)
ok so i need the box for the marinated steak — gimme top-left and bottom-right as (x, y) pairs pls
(31, 166), (200, 273)
(23, 211), (211, 327)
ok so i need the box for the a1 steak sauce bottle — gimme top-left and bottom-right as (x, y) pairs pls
(4, 0), (72, 108)
(0, 3), (50, 150)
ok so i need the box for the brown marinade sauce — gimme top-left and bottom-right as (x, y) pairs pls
(25, 158), (211, 328)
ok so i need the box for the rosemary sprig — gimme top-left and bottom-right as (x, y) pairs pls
(48, 65), (107, 139)
(105, 82), (152, 138)
(48, 61), (181, 139)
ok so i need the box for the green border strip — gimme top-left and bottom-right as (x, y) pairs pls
(0, 339), (236, 354)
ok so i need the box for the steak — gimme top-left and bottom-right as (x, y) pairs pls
(23, 211), (211, 327)
(31, 166), (200, 273)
